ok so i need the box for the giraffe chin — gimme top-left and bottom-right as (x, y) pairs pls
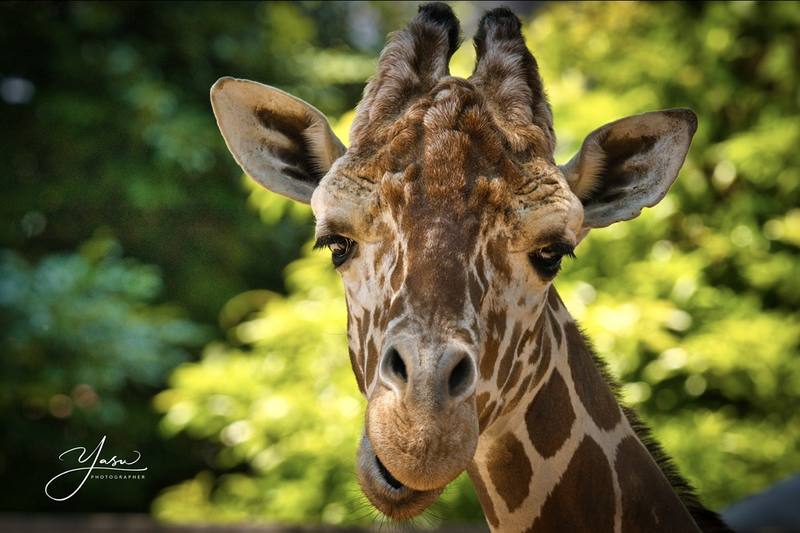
(356, 435), (443, 520)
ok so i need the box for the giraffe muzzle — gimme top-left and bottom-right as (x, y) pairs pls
(361, 342), (480, 496)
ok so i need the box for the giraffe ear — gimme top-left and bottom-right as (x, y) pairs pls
(560, 109), (697, 229)
(211, 77), (346, 204)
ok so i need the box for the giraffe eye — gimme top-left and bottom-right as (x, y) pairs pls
(528, 243), (575, 278)
(314, 235), (356, 267)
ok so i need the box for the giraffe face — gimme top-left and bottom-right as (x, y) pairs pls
(310, 83), (584, 516)
(211, 3), (698, 522)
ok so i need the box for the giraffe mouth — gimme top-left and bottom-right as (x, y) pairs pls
(357, 435), (443, 520)
(375, 455), (405, 490)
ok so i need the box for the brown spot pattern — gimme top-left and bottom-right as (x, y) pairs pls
(531, 346), (550, 389)
(501, 360), (522, 395)
(616, 436), (701, 532)
(480, 308), (506, 379)
(476, 392), (490, 415)
(497, 322), (522, 388)
(526, 436), (615, 532)
(348, 346), (365, 394)
(467, 463), (499, 528)
(564, 321), (622, 430)
(478, 400), (496, 434)
(486, 235), (511, 280)
(356, 309), (369, 345)
(525, 370), (574, 458)
(481, 332), (501, 381)
(538, 325), (551, 363)
(546, 286), (562, 309)
(526, 309), (547, 365)
(548, 307), (562, 347)
(364, 337), (378, 389)
(528, 308), (554, 389)
(371, 307), (382, 331)
(504, 373), (533, 414)
(487, 432), (532, 513)
(468, 271), (483, 312)
(518, 326), (535, 356)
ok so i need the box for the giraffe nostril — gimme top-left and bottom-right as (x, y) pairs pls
(379, 346), (410, 395)
(380, 344), (475, 403)
(448, 355), (474, 398)
(388, 347), (408, 383)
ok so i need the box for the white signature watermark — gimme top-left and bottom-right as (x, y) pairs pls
(45, 435), (148, 501)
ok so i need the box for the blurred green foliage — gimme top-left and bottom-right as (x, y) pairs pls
(2, 0), (798, 527)
(153, 248), (364, 523)
(0, 237), (204, 403)
(0, 1), (376, 323)
(0, 235), (206, 510)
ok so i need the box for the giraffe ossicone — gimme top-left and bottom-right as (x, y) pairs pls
(211, 3), (731, 531)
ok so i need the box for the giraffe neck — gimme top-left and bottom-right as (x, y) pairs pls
(468, 288), (702, 533)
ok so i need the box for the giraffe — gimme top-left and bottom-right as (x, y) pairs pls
(210, 3), (732, 532)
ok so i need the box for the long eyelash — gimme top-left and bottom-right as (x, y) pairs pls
(313, 235), (339, 250)
(548, 240), (577, 259)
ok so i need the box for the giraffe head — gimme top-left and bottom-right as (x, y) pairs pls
(211, 3), (696, 520)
